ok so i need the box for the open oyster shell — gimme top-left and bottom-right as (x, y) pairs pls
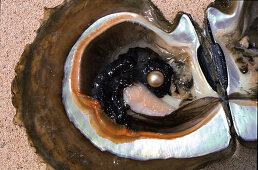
(11, 0), (256, 169)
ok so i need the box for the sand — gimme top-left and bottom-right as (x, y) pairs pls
(0, 0), (256, 169)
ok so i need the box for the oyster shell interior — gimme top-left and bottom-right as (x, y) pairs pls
(63, 11), (229, 160)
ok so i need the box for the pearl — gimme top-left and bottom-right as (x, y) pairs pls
(147, 70), (164, 88)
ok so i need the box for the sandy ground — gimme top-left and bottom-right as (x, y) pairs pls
(0, 0), (256, 169)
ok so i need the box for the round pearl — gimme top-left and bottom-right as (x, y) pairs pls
(147, 71), (164, 88)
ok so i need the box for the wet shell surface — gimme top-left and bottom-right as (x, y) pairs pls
(12, 0), (257, 169)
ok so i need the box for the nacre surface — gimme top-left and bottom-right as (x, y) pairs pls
(62, 12), (230, 159)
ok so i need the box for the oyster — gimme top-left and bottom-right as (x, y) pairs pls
(11, 0), (257, 169)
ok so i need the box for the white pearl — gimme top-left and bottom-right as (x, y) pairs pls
(147, 71), (164, 87)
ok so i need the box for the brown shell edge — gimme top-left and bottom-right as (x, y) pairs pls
(11, 4), (66, 168)
(11, 44), (51, 168)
